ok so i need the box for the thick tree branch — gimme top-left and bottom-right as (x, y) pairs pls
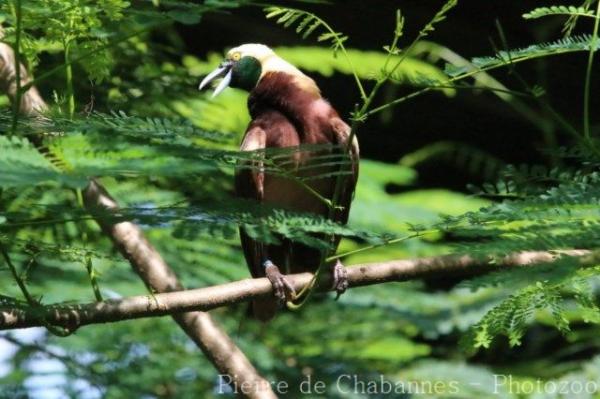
(0, 249), (591, 330)
(0, 27), (47, 115)
(0, 30), (276, 399)
(83, 181), (277, 398)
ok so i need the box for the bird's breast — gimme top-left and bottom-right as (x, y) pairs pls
(263, 147), (337, 215)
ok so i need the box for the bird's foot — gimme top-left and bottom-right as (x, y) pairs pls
(331, 260), (348, 299)
(264, 260), (296, 304)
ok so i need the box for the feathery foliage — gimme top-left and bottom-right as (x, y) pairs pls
(2, 0), (600, 397)
(264, 7), (348, 55)
(523, 5), (596, 20)
(445, 34), (600, 76)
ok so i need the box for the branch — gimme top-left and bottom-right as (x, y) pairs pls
(0, 29), (276, 399)
(0, 27), (46, 115)
(0, 249), (591, 330)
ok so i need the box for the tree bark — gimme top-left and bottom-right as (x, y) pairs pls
(0, 249), (591, 330)
(0, 28), (276, 399)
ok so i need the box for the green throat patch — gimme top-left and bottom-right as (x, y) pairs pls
(231, 56), (262, 91)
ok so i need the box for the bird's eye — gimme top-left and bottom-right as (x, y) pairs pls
(231, 52), (241, 61)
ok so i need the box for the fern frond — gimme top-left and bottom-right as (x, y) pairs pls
(56, 111), (230, 144)
(0, 111), (359, 191)
(2, 198), (386, 251)
(464, 281), (571, 349)
(461, 258), (600, 350)
(445, 35), (600, 76)
(475, 34), (598, 68)
(0, 135), (87, 188)
(264, 7), (348, 55)
(563, 0), (596, 36)
(523, 6), (596, 20)
(172, 202), (386, 249)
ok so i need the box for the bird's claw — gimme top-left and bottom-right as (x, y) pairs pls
(332, 260), (348, 299)
(265, 262), (296, 303)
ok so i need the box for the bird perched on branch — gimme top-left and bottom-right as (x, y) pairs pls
(200, 44), (359, 321)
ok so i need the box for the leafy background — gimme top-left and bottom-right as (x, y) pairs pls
(1, 0), (600, 398)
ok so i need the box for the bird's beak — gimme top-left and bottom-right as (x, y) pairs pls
(198, 60), (234, 98)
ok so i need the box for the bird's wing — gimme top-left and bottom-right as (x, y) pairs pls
(235, 124), (266, 201)
(330, 116), (360, 225)
(235, 124), (267, 279)
(236, 116), (302, 321)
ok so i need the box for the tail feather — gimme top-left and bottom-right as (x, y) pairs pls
(251, 298), (278, 322)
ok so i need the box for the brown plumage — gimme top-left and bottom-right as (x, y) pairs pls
(199, 44), (359, 321)
(235, 72), (359, 320)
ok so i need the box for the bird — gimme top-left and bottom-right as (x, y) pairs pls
(199, 44), (359, 321)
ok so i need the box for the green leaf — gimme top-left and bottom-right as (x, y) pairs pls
(523, 5), (596, 20)
(167, 10), (202, 24)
